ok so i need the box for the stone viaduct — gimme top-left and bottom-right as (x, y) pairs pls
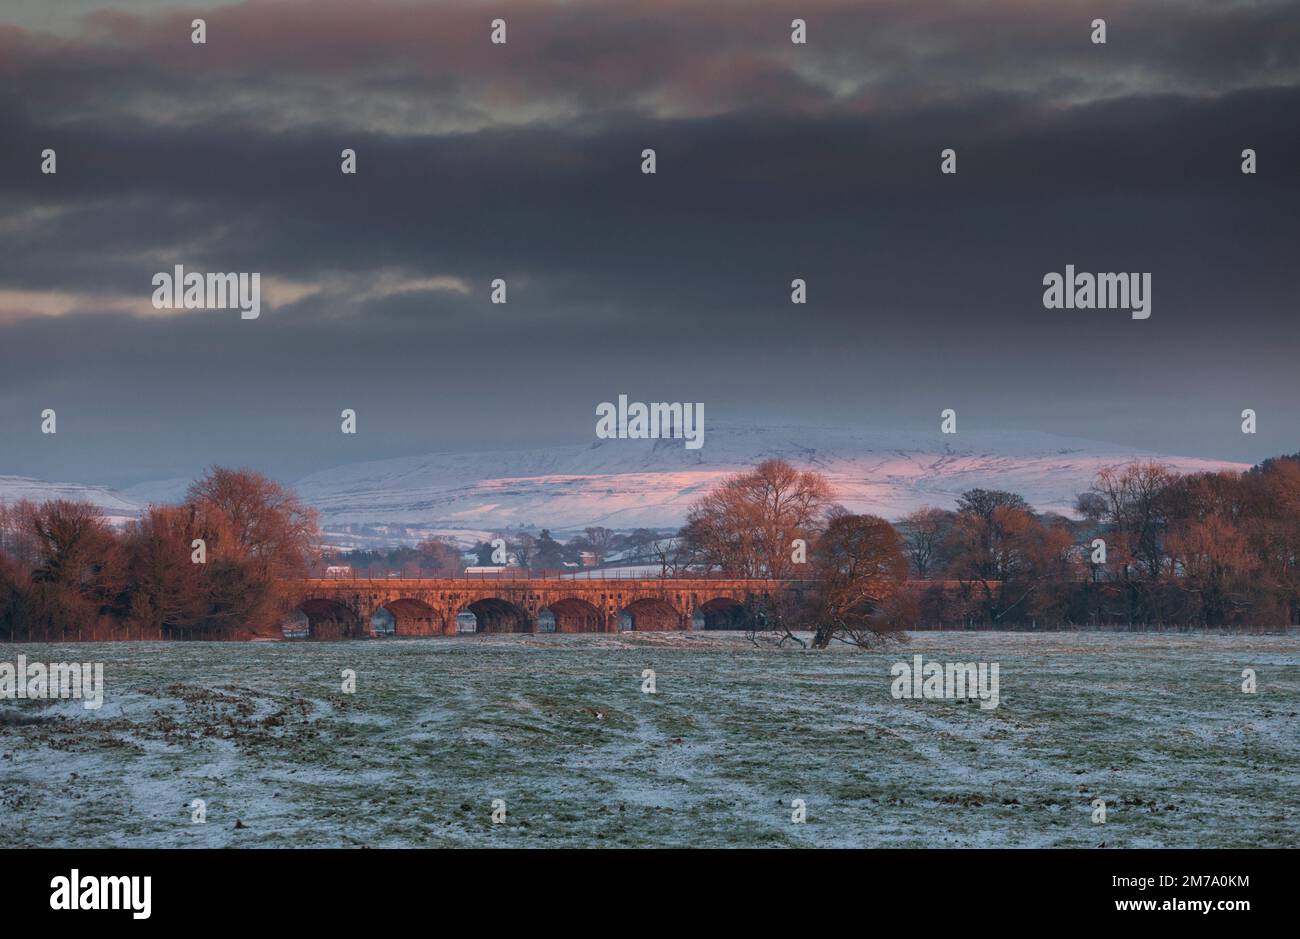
(292, 575), (811, 638)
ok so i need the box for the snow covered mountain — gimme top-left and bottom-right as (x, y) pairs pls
(1, 423), (1251, 535)
(0, 475), (139, 523)
(289, 422), (1248, 533)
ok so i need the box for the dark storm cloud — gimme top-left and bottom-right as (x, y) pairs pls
(0, 0), (1297, 485)
(3, 0), (1296, 127)
(1, 85), (1295, 312)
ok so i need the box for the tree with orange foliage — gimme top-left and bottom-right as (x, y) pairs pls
(1164, 515), (1256, 626)
(683, 458), (833, 578)
(945, 492), (1080, 626)
(1242, 456), (1300, 624)
(20, 499), (127, 639)
(807, 512), (910, 648)
(122, 504), (209, 637)
(184, 467), (320, 637)
(415, 537), (464, 575)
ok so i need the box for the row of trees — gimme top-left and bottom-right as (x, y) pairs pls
(335, 526), (669, 577)
(468, 527), (667, 569)
(3, 453), (1297, 642)
(900, 458), (1300, 629)
(671, 454), (1300, 644)
(329, 537), (464, 578)
(0, 468), (319, 640)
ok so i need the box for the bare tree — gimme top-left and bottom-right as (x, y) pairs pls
(509, 532), (537, 569)
(899, 507), (952, 578)
(743, 590), (813, 649)
(583, 526), (616, 564)
(682, 459), (833, 578)
(1074, 491), (1107, 525)
(1094, 463), (1175, 576)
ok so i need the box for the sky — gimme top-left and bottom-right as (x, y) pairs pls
(0, 0), (1297, 488)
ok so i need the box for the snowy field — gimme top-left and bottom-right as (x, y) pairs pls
(1, 632), (1296, 848)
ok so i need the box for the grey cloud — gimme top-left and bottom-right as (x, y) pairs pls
(0, 0), (1296, 487)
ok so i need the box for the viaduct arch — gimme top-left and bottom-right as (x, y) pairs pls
(288, 577), (808, 638)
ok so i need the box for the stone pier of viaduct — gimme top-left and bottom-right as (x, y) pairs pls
(292, 577), (810, 638)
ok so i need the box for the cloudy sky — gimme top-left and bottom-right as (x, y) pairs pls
(0, 0), (1296, 488)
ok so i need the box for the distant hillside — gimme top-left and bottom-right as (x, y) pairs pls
(2, 423), (1250, 537)
(289, 422), (1248, 533)
(0, 475), (139, 521)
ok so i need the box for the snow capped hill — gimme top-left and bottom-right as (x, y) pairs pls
(0, 475), (139, 523)
(1, 423), (1251, 536)
(290, 422), (1248, 533)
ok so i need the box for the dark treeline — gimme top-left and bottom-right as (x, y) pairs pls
(0, 468), (318, 640)
(668, 454), (1300, 641)
(903, 457), (1300, 629)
